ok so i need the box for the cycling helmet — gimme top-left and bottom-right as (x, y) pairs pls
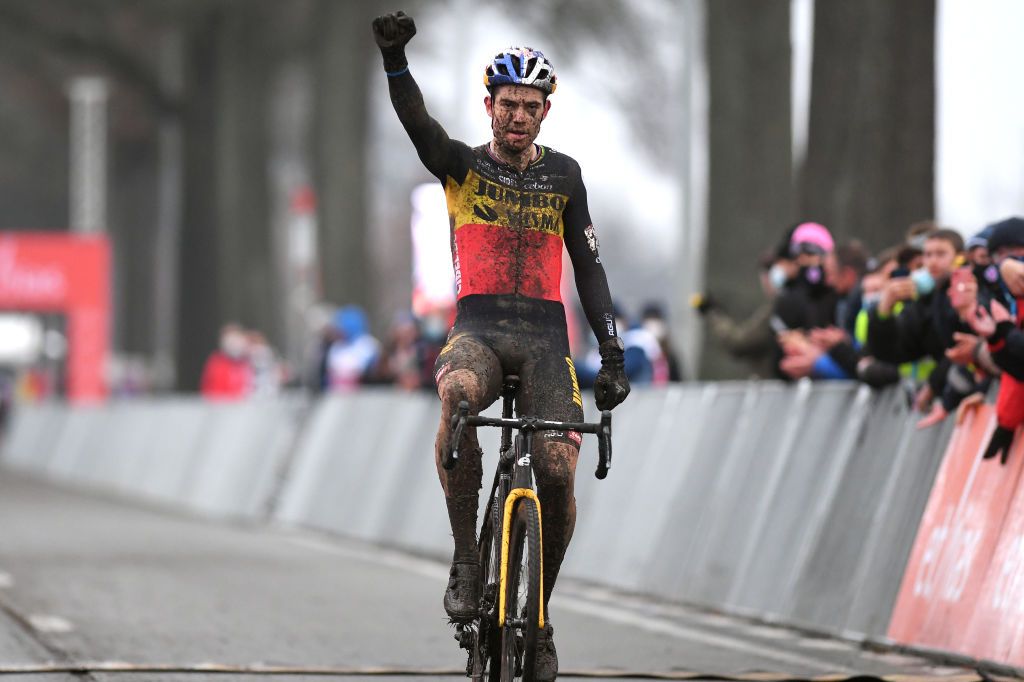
(484, 47), (557, 95)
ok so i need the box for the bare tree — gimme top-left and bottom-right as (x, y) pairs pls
(701, 0), (792, 379)
(799, 0), (935, 251)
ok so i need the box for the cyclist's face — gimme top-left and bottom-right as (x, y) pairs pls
(485, 85), (550, 154)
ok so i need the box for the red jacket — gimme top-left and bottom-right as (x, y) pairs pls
(200, 352), (251, 401)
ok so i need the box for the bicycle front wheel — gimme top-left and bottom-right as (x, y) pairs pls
(500, 496), (542, 681)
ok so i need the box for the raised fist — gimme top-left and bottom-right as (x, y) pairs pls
(372, 11), (417, 50)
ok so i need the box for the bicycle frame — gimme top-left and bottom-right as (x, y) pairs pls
(444, 375), (613, 623)
(445, 375), (613, 679)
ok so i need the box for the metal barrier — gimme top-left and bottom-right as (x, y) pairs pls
(0, 381), (956, 645)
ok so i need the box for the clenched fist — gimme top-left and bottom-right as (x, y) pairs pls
(372, 11), (417, 50)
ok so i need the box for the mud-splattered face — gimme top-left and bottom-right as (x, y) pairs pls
(485, 85), (550, 156)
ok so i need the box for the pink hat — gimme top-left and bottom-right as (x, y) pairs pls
(790, 222), (834, 254)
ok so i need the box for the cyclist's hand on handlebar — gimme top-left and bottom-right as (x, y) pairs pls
(372, 11), (417, 50)
(594, 337), (630, 411)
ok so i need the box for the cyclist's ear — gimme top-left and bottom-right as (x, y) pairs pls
(541, 98), (551, 120)
(484, 95), (494, 118)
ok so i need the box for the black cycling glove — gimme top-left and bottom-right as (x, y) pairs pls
(371, 11), (416, 72)
(983, 426), (1015, 465)
(594, 337), (630, 411)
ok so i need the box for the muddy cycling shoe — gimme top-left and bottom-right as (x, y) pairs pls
(443, 561), (480, 621)
(535, 621), (558, 681)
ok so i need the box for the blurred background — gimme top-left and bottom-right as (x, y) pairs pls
(0, 0), (1021, 402)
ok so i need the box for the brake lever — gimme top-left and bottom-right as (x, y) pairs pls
(596, 410), (612, 479)
(443, 400), (470, 470)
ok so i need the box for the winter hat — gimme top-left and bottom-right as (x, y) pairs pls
(986, 217), (1024, 255)
(790, 222), (834, 255)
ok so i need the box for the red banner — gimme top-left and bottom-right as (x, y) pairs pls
(889, 403), (1024, 664)
(0, 232), (110, 402)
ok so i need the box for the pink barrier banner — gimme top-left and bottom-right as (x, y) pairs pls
(888, 403), (1024, 664)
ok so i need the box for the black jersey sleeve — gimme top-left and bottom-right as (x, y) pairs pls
(385, 70), (459, 183)
(563, 165), (619, 341)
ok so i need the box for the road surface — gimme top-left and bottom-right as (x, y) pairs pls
(0, 471), (971, 681)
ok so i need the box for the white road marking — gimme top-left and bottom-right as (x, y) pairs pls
(0, 572), (13, 589)
(284, 532), (855, 674)
(27, 614), (74, 634)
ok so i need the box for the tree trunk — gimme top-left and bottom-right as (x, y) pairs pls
(311, 0), (373, 311)
(701, 0), (792, 379)
(799, 0), (935, 251)
(177, 13), (221, 390)
(176, 5), (278, 390)
(213, 3), (277, 339)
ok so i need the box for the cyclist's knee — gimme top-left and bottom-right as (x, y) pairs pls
(534, 441), (579, 491)
(439, 369), (488, 415)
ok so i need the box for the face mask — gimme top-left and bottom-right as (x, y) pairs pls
(221, 334), (247, 359)
(643, 319), (667, 341)
(911, 268), (935, 296)
(862, 292), (882, 308)
(769, 264), (788, 290)
(803, 265), (824, 286)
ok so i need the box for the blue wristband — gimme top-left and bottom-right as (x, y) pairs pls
(386, 66), (409, 77)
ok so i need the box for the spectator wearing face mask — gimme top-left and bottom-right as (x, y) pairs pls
(772, 222), (839, 333)
(867, 228), (973, 416)
(326, 305), (382, 392)
(200, 323), (253, 401)
(694, 237), (795, 379)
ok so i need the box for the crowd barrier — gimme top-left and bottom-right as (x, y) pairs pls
(888, 404), (1024, 666)
(3, 381), (1000, 662)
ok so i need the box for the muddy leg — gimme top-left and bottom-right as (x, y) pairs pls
(436, 368), (499, 561)
(533, 440), (579, 608)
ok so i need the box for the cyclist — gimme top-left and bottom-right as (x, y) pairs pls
(372, 11), (630, 678)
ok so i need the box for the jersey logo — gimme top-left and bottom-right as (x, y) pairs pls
(585, 224), (600, 254)
(474, 204), (499, 222)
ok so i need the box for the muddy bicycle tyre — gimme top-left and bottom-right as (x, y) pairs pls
(467, 498), (503, 681)
(500, 496), (542, 681)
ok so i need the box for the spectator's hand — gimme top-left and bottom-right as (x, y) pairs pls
(992, 299), (1012, 323)
(946, 332), (980, 366)
(779, 348), (820, 379)
(372, 11), (416, 50)
(955, 392), (985, 425)
(778, 330), (814, 356)
(967, 303), (997, 339)
(916, 403), (948, 430)
(913, 383), (934, 413)
(808, 326), (848, 350)
(1000, 257), (1024, 296)
(948, 268), (978, 318)
(879, 278), (916, 316)
(689, 293), (717, 315)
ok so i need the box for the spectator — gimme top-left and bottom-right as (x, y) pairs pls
(867, 228), (972, 419)
(640, 302), (683, 381)
(773, 222), (838, 334)
(248, 331), (283, 396)
(964, 217), (1024, 462)
(326, 305), (381, 391)
(695, 242), (793, 379)
(200, 323), (252, 401)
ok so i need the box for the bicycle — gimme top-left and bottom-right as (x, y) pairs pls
(442, 374), (613, 681)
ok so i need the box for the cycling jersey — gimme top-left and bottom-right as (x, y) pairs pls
(385, 70), (618, 344)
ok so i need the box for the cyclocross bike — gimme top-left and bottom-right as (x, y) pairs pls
(442, 374), (613, 681)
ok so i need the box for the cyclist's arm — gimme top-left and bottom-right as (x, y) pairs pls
(384, 69), (455, 182)
(563, 168), (619, 342)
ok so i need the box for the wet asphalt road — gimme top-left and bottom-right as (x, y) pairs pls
(0, 471), (971, 682)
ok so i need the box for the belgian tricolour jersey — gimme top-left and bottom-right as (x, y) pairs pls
(442, 143), (585, 302)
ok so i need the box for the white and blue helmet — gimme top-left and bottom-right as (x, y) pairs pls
(484, 47), (557, 95)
